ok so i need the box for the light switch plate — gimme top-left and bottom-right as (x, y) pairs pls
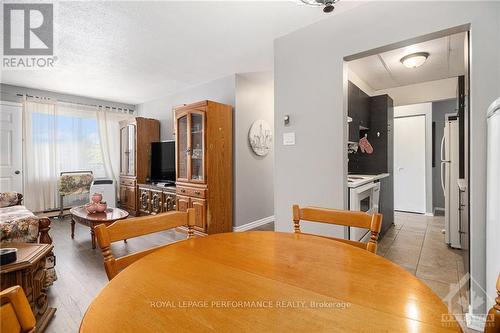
(283, 132), (295, 145)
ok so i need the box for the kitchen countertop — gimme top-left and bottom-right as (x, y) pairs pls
(347, 173), (390, 188)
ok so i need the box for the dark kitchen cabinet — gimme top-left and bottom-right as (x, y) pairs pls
(348, 81), (370, 142)
(348, 91), (394, 236)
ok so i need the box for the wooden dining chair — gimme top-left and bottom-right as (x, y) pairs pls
(292, 205), (383, 254)
(95, 209), (196, 280)
(1, 285), (36, 333)
(485, 273), (500, 333)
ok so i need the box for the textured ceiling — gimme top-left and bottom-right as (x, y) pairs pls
(348, 32), (467, 90)
(1, 1), (361, 104)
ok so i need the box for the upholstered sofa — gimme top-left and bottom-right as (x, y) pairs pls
(0, 192), (57, 287)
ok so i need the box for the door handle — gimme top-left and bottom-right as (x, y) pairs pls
(14, 170), (20, 175)
(440, 135), (445, 161)
(440, 161), (446, 194)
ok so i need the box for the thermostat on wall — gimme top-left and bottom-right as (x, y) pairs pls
(283, 132), (295, 146)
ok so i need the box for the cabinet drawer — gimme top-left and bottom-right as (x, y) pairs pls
(120, 177), (136, 187)
(176, 186), (189, 196)
(189, 188), (206, 199)
(176, 186), (206, 199)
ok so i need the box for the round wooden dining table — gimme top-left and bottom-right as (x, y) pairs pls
(80, 232), (462, 332)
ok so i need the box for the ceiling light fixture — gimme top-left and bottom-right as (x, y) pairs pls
(400, 52), (430, 68)
(300, 0), (339, 13)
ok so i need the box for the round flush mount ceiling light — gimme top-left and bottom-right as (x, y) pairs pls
(400, 52), (430, 68)
(300, 0), (339, 13)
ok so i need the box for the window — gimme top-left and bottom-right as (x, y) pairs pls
(31, 112), (106, 178)
(23, 100), (133, 212)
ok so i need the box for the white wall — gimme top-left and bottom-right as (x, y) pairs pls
(234, 72), (274, 228)
(138, 73), (274, 228)
(394, 103), (433, 215)
(378, 78), (458, 106)
(275, 1), (500, 317)
(347, 71), (459, 106)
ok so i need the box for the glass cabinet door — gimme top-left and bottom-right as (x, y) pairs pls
(177, 114), (188, 180)
(190, 112), (205, 182)
(120, 127), (128, 175)
(127, 124), (136, 176)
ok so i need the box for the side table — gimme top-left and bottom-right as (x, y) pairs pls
(0, 242), (56, 332)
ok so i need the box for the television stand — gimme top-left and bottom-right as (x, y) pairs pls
(137, 183), (176, 216)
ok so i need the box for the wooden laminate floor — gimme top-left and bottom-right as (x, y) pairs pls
(44, 213), (475, 333)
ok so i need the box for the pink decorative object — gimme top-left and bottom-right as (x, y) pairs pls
(85, 203), (98, 214)
(91, 193), (103, 203)
(96, 201), (107, 213)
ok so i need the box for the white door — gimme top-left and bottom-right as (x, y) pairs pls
(0, 101), (23, 193)
(394, 115), (426, 213)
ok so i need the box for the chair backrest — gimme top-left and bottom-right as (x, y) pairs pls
(0, 286), (36, 333)
(95, 209), (196, 280)
(485, 273), (500, 333)
(58, 171), (93, 196)
(292, 205), (383, 253)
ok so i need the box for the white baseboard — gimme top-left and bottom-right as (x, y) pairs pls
(466, 310), (486, 331)
(425, 212), (434, 217)
(233, 216), (274, 232)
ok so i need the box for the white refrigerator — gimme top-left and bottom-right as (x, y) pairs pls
(487, 98), (500, 307)
(441, 118), (461, 248)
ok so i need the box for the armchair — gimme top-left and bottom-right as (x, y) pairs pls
(0, 192), (56, 287)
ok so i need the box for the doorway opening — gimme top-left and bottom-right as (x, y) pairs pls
(344, 26), (470, 328)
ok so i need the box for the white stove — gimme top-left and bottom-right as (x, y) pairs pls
(346, 173), (388, 241)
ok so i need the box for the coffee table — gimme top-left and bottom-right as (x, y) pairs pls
(70, 206), (129, 249)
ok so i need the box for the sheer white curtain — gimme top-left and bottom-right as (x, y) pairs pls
(23, 99), (133, 212)
(23, 100), (59, 212)
(96, 107), (133, 185)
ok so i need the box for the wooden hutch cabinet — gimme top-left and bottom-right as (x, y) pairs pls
(174, 100), (233, 234)
(119, 117), (160, 215)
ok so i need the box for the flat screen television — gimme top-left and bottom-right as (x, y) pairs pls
(150, 141), (176, 184)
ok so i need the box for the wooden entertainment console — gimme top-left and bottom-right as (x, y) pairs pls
(137, 184), (177, 216)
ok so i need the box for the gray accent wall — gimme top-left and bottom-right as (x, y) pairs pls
(274, 1), (499, 316)
(137, 73), (274, 228)
(432, 98), (458, 212)
(235, 73), (274, 227)
(137, 75), (236, 141)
